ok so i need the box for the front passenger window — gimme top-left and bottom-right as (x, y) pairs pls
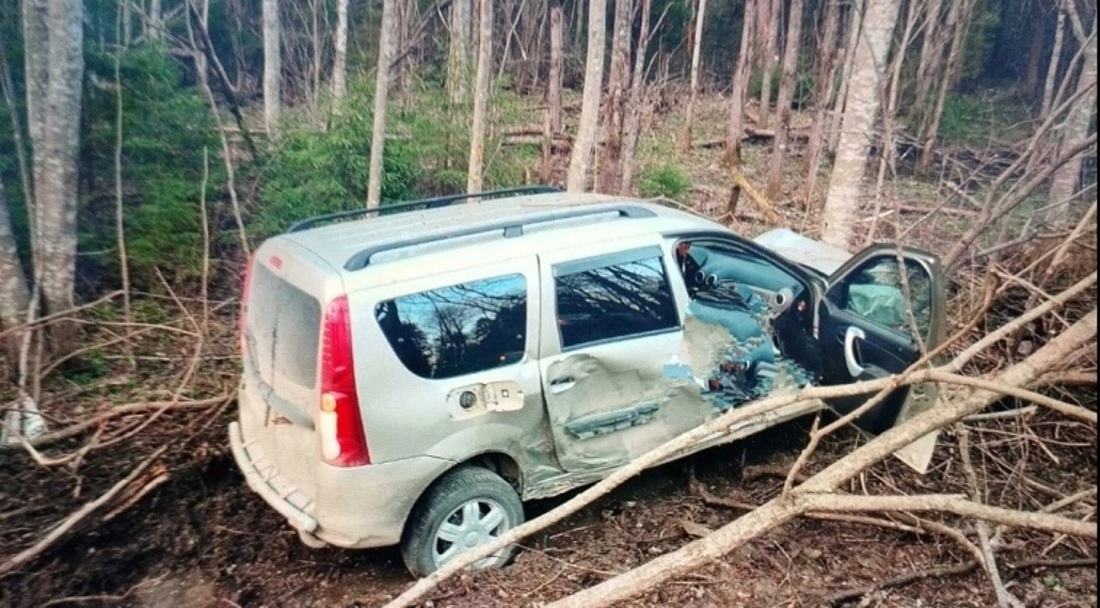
(554, 249), (678, 350)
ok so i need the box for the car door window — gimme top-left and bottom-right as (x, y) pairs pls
(830, 257), (933, 342)
(554, 248), (678, 350)
(374, 274), (527, 379)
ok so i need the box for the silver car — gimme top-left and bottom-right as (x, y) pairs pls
(229, 187), (946, 576)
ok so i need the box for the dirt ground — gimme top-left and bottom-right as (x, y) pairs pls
(1, 405), (1095, 608)
(1, 96), (1096, 607)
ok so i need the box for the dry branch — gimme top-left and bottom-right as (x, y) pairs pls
(383, 277), (1096, 608)
(541, 309), (1096, 608)
(0, 446), (167, 577)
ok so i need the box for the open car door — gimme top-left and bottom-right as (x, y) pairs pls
(818, 244), (947, 472)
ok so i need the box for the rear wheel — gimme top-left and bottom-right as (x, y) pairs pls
(401, 467), (524, 577)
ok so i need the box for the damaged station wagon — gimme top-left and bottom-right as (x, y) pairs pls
(229, 187), (946, 576)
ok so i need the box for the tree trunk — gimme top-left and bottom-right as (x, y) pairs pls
(545, 0), (563, 133)
(447, 0), (473, 104)
(757, 0), (781, 128)
(917, 0), (974, 174)
(332, 0), (349, 99)
(602, 0), (633, 191)
(262, 0), (281, 130)
(820, 0), (902, 250)
(22, 0), (83, 351)
(0, 176), (30, 334)
(367, 0), (399, 209)
(467, 0), (494, 194)
(1040, 2), (1067, 119)
(801, 0), (840, 202)
(827, 0), (864, 155)
(148, 0), (163, 41)
(548, 0), (565, 134)
(765, 0), (803, 199)
(1023, 1), (1045, 95)
(680, 0), (707, 152)
(1048, 26), (1097, 217)
(723, 0), (756, 167)
(566, 0), (607, 192)
(914, 0), (945, 108)
(619, 0), (654, 194)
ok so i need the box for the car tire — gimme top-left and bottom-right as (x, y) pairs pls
(401, 466), (524, 577)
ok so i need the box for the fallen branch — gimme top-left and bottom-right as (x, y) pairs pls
(0, 446), (168, 577)
(825, 560), (979, 605)
(382, 286), (1096, 608)
(1, 395), (229, 450)
(540, 310), (1096, 608)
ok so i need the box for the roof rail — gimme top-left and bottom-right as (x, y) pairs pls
(343, 205), (656, 271)
(286, 186), (562, 233)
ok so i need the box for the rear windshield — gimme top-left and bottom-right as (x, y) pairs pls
(375, 274), (527, 379)
(247, 262), (321, 388)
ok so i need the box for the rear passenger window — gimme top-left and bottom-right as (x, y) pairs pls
(555, 249), (679, 349)
(375, 275), (527, 379)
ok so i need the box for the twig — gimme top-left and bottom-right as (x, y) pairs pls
(824, 560), (979, 604)
(0, 446), (167, 577)
(959, 424), (1023, 608)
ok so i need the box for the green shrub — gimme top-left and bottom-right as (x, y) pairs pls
(82, 46), (221, 285)
(937, 93), (995, 146)
(255, 77), (537, 237)
(637, 164), (692, 199)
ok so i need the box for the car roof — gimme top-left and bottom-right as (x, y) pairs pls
(280, 191), (725, 275)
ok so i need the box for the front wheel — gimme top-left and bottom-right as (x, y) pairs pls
(401, 467), (524, 577)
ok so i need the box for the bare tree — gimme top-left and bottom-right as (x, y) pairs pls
(680, 0), (707, 152)
(0, 176), (30, 339)
(820, 0), (902, 249)
(765, 0), (804, 199)
(566, 0), (608, 192)
(367, 0), (399, 209)
(1040, 0), (1068, 119)
(467, 0), (494, 194)
(723, 0), (757, 166)
(332, 0), (349, 99)
(801, 0), (842, 202)
(262, 0), (281, 130)
(757, 0), (781, 128)
(917, 0), (976, 174)
(22, 0), (84, 350)
(548, 0), (565, 134)
(447, 0), (473, 104)
(619, 0), (655, 194)
(1048, 25), (1097, 217)
(603, 0), (633, 191)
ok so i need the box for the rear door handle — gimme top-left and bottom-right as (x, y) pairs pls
(548, 376), (576, 394)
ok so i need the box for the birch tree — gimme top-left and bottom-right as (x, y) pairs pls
(447, 0), (473, 104)
(723, 0), (756, 166)
(548, 0), (565, 134)
(262, 0), (281, 130)
(680, 0), (708, 152)
(0, 176), (30, 338)
(1048, 25), (1097, 216)
(757, 0), (781, 128)
(22, 0), (84, 350)
(367, 0), (399, 209)
(765, 0), (803, 199)
(603, 0), (633, 190)
(467, 0), (493, 194)
(820, 0), (902, 249)
(332, 0), (349, 99)
(620, 0), (655, 193)
(566, 0), (607, 192)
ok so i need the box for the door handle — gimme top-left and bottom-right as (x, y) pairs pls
(844, 326), (867, 377)
(548, 376), (576, 394)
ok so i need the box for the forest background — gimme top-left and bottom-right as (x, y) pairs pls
(0, 0), (1096, 606)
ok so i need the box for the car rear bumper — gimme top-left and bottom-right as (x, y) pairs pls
(229, 419), (455, 549)
(229, 420), (320, 534)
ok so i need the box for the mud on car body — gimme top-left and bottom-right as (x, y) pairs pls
(229, 187), (946, 576)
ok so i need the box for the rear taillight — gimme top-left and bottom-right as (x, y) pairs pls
(319, 295), (370, 466)
(239, 253), (256, 356)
